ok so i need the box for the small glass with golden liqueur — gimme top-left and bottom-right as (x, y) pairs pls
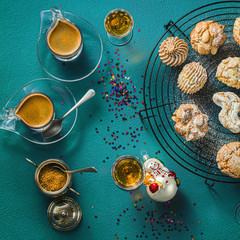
(46, 7), (83, 61)
(111, 155), (144, 190)
(104, 9), (134, 46)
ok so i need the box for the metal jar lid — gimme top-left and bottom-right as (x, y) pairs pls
(47, 196), (82, 231)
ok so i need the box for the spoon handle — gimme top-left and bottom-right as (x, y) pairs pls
(62, 89), (95, 120)
(25, 158), (38, 168)
(67, 167), (98, 174)
(68, 187), (80, 196)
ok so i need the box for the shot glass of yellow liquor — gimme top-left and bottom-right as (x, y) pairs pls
(104, 9), (134, 46)
(111, 155), (145, 190)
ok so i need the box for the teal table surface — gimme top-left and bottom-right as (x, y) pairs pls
(0, 0), (240, 239)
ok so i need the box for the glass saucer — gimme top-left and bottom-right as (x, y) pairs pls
(235, 203), (240, 224)
(0, 78), (77, 144)
(37, 10), (103, 82)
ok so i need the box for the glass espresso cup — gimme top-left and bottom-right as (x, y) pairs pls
(15, 92), (55, 131)
(111, 155), (145, 190)
(46, 7), (83, 61)
(104, 9), (134, 46)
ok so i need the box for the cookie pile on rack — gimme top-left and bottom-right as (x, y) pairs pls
(158, 18), (240, 178)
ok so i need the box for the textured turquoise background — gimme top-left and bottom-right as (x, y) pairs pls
(0, 0), (240, 239)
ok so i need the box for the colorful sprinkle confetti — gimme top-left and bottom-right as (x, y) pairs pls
(88, 48), (204, 240)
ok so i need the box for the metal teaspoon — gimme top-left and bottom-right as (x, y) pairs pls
(42, 89), (95, 138)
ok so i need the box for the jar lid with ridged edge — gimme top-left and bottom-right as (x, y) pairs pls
(47, 196), (82, 231)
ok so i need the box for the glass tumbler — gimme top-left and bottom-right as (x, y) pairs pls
(104, 9), (134, 46)
(111, 155), (145, 190)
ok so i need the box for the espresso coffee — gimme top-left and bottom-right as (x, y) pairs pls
(15, 93), (54, 128)
(47, 19), (82, 56)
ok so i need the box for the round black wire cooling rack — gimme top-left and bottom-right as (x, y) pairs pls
(140, 1), (240, 185)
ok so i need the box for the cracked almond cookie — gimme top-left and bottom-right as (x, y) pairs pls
(216, 57), (240, 89)
(216, 142), (240, 178)
(172, 104), (210, 141)
(190, 20), (226, 55)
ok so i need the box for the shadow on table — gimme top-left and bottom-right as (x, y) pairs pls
(150, 190), (195, 220)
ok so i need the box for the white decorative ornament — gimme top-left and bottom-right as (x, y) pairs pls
(142, 151), (180, 202)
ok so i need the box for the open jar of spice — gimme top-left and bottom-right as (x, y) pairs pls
(26, 158), (80, 197)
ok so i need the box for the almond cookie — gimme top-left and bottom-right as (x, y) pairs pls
(190, 20), (226, 55)
(216, 142), (240, 178)
(212, 92), (240, 133)
(172, 104), (210, 141)
(158, 37), (189, 66)
(233, 17), (240, 45)
(216, 57), (240, 89)
(178, 62), (207, 94)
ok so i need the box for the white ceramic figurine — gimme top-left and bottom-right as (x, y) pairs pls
(142, 151), (180, 202)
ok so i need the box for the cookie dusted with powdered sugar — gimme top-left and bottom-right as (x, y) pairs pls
(216, 142), (240, 178)
(216, 57), (240, 89)
(190, 20), (226, 55)
(172, 104), (210, 141)
(212, 92), (240, 133)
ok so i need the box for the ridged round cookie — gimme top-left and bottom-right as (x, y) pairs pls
(216, 142), (240, 178)
(178, 62), (207, 94)
(216, 57), (240, 89)
(190, 20), (226, 55)
(233, 17), (240, 45)
(158, 37), (189, 67)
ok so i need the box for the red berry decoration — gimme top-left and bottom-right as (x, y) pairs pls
(168, 171), (176, 178)
(149, 183), (159, 193)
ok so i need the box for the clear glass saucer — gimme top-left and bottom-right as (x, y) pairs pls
(37, 10), (103, 82)
(0, 78), (77, 144)
(235, 203), (240, 224)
